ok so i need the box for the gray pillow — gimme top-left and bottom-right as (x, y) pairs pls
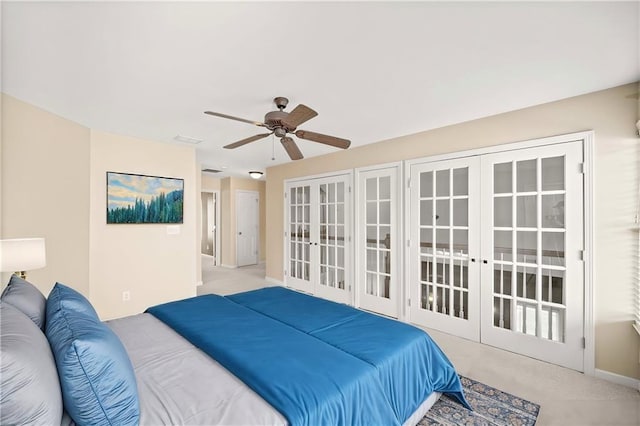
(0, 301), (63, 425)
(1, 274), (47, 330)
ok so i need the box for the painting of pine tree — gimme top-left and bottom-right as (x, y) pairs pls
(107, 172), (184, 224)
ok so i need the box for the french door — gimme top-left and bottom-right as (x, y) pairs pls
(357, 165), (401, 318)
(480, 141), (584, 371)
(409, 158), (481, 340)
(285, 174), (351, 304)
(409, 140), (585, 370)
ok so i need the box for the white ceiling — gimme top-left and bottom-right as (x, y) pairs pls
(3, 1), (638, 179)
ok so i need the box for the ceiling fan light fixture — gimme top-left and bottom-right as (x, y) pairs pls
(249, 171), (263, 179)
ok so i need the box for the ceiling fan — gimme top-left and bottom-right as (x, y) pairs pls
(204, 97), (351, 160)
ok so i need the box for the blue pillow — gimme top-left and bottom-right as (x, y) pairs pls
(46, 283), (139, 426)
(47, 282), (98, 318)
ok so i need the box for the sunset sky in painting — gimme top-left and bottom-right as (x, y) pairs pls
(107, 172), (183, 211)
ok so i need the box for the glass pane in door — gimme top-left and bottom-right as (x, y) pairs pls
(364, 176), (392, 299)
(491, 156), (567, 342)
(419, 167), (470, 319)
(319, 182), (346, 289)
(289, 185), (311, 281)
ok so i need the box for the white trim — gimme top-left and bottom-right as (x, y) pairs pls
(583, 132), (596, 377)
(404, 130), (594, 167)
(265, 276), (283, 286)
(200, 190), (220, 266)
(594, 369), (640, 391)
(220, 264), (238, 269)
(285, 167), (354, 184)
(402, 158), (411, 323)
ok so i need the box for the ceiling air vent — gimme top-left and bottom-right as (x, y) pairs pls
(174, 135), (203, 144)
(202, 169), (222, 173)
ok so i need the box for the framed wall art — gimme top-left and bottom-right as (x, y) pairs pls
(106, 172), (184, 224)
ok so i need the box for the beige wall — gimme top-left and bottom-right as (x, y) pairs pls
(89, 130), (198, 320)
(2, 94), (198, 320)
(218, 177), (266, 266)
(1, 94), (91, 296)
(201, 174), (221, 191)
(266, 83), (640, 379)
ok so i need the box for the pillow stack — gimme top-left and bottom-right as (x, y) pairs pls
(0, 276), (140, 426)
(46, 283), (140, 426)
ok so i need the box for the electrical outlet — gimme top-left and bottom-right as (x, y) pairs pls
(122, 291), (130, 302)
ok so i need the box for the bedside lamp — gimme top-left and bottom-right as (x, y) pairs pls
(0, 238), (47, 280)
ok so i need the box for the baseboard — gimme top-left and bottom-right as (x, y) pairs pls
(265, 276), (283, 286)
(220, 264), (237, 269)
(594, 368), (640, 391)
(196, 281), (203, 287)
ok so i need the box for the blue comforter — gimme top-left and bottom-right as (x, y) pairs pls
(147, 288), (468, 426)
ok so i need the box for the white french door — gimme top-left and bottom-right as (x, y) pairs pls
(409, 158), (481, 340)
(409, 140), (585, 370)
(357, 165), (401, 318)
(285, 174), (351, 305)
(286, 182), (312, 293)
(480, 141), (584, 371)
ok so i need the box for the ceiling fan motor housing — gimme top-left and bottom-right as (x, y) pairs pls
(265, 110), (292, 133)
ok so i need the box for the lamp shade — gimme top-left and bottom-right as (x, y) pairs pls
(0, 238), (47, 272)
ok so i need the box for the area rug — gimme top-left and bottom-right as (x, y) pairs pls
(419, 375), (540, 426)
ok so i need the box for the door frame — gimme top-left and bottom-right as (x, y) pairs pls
(354, 161), (403, 318)
(201, 190), (220, 266)
(283, 169), (354, 304)
(236, 190), (259, 267)
(403, 130), (594, 374)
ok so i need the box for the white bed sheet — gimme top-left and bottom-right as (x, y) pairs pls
(108, 312), (440, 425)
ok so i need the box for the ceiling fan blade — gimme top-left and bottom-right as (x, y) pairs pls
(204, 111), (266, 127)
(223, 133), (272, 149)
(282, 104), (318, 129)
(295, 130), (351, 149)
(280, 136), (304, 160)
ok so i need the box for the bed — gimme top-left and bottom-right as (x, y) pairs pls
(1, 276), (468, 426)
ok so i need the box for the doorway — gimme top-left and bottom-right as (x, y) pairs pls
(201, 191), (220, 266)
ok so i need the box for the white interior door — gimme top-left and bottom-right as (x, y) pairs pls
(285, 174), (351, 304)
(236, 190), (259, 267)
(409, 158), (481, 341)
(480, 141), (584, 371)
(285, 182), (313, 293)
(314, 175), (351, 305)
(357, 166), (400, 318)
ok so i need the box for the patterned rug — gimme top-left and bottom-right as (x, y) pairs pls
(419, 375), (540, 426)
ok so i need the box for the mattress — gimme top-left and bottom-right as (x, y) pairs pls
(108, 312), (440, 425)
